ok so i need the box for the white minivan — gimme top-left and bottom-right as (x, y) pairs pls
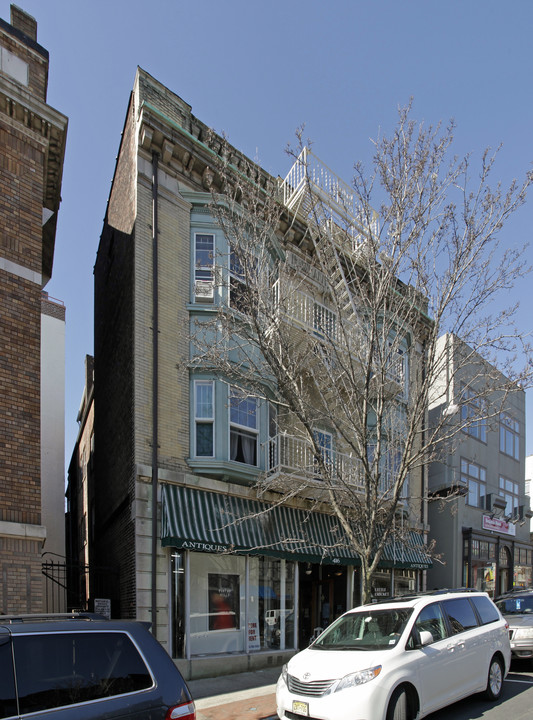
(276, 590), (510, 720)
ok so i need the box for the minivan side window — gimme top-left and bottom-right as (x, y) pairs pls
(414, 602), (447, 644)
(470, 595), (500, 625)
(14, 632), (153, 714)
(443, 598), (479, 634)
(0, 635), (17, 719)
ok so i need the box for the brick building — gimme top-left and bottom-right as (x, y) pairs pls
(0, 5), (67, 613)
(89, 68), (430, 678)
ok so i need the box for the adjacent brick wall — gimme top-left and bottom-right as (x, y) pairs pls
(0, 7), (63, 614)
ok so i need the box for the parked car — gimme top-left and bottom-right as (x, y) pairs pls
(0, 613), (195, 719)
(495, 587), (533, 663)
(276, 589), (510, 720)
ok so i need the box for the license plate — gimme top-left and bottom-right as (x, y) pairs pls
(292, 700), (309, 716)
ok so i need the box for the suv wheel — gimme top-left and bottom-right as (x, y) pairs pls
(485, 656), (503, 701)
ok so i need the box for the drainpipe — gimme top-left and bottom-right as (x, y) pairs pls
(151, 151), (160, 635)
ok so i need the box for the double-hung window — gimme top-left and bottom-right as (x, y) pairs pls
(229, 387), (258, 466)
(194, 380), (214, 457)
(461, 458), (486, 509)
(194, 233), (215, 301)
(500, 413), (520, 460)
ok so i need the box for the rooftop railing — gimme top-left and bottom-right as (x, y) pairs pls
(281, 147), (379, 242)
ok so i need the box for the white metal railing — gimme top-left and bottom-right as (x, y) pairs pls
(271, 279), (369, 354)
(281, 147), (380, 240)
(266, 434), (400, 495)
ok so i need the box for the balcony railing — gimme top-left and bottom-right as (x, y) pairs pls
(280, 147), (379, 241)
(266, 434), (401, 496)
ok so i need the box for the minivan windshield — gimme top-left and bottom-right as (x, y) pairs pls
(496, 596), (533, 614)
(312, 608), (413, 651)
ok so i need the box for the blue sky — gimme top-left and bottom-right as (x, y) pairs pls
(5, 0), (532, 465)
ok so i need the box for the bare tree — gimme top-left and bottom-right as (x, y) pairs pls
(192, 106), (532, 603)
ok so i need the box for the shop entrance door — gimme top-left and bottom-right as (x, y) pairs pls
(298, 564), (347, 648)
(498, 546), (511, 596)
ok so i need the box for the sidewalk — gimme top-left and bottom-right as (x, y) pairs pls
(188, 666), (280, 720)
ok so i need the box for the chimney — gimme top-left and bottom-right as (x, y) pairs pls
(10, 4), (37, 41)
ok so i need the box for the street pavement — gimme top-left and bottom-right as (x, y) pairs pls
(188, 666), (280, 720)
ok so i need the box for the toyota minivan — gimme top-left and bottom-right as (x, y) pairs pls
(276, 589), (510, 720)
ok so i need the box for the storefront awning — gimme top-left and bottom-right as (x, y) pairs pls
(161, 484), (431, 569)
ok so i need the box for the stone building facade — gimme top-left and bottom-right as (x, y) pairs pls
(0, 5), (67, 613)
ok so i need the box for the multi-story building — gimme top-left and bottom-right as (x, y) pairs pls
(90, 68), (430, 678)
(0, 5), (67, 613)
(428, 333), (532, 596)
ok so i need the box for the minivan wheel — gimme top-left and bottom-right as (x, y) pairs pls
(485, 656), (504, 701)
(387, 687), (409, 720)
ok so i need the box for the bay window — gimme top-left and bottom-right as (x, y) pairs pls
(230, 387), (258, 466)
(194, 380), (214, 457)
(194, 233), (215, 301)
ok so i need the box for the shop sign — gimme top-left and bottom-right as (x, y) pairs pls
(247, 620), (261, 651)
(93, 598), (111, 619)
(181, 540), (230, 553)
(482, 515), (516, 536)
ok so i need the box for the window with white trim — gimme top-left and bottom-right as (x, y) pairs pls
(229, 387), (258, 465)
(194, 380), (214, 457)
(462, 458), (486, 509)
(194, 233), (215, 301)
(499, 476), (519, 518)
(500, 413), (520, 460)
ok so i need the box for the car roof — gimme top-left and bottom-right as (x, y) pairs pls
(350, 589), (490, 612)
(496, 588), (533, 600)
(0, 613), (150, 635)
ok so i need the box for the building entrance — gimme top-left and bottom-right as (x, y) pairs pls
(298, 563), (347, 648)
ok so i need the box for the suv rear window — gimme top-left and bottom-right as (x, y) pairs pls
(13, 631), (153, 714)
(0, 635), (17, 719)
(496, 595), (533, 614)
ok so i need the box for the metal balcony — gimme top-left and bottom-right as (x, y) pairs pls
(281, 147), (379, 242)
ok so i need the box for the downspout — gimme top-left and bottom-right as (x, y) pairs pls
(151, 151), (160, 635)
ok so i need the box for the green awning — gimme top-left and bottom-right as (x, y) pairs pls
(161, 484), (431, 569)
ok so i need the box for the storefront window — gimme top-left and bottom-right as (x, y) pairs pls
(247, 557), (296, 651)
(394, 569), (416, 595)
(463, 535), (496, 596)
(371, 571), (392, 601)
(284, 562), (295, 649)
(189, 553), (246, 656)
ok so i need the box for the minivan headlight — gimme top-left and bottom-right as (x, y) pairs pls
(328, 666), (382, 694)
(281, 663), (288, 685)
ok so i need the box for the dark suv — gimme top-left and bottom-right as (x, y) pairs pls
(495, 588), (533, 663)
(0, 613), (195, 719)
